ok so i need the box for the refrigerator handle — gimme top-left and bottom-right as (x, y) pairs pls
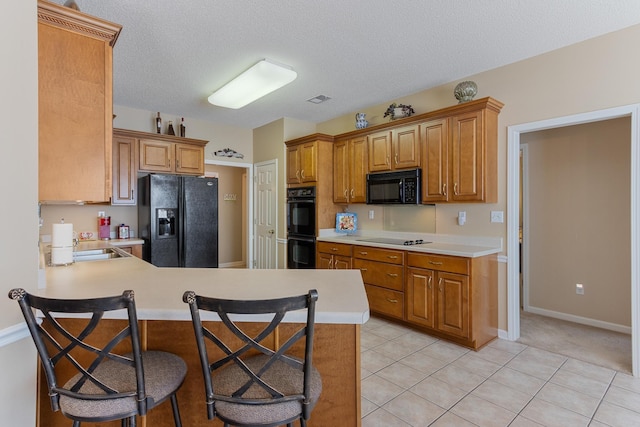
(178, 179), (185, 267)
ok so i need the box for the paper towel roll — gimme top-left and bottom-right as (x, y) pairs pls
(52, 223), (73, 248)
(51, 247), (73, 265)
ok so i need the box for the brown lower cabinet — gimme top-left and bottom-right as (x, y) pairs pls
(38, 319), (361, 427)
(405, 252), (496, 349)
(317, 241), (352, 269)
(317, 242), (498, 350)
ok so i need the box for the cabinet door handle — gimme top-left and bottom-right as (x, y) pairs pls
(386, 298), (398, 304)
(344, 189), (348, 199)
(359, 251), (368, 255)
(296, 170), (300, 180)
(301, 169), (306, 179)
(428, 275), (432, 289)
(387, 255), (398, 259)
(438, 277), (443, 292)
(387, 273), (398, 277)
(454, 182), (458, 195)
(350, 189), (354, 198)
(131, 190), (134, 199)
(394, 153), (398, 165)
(360, 268), (368, 272)
(429, 261), (443, 265)
(386, 156), (390, 166)
(176, 159), (180, 168)
(329, 257), (333, 269)
(443, 183), (447, 196)
(331, 247), (338, 251)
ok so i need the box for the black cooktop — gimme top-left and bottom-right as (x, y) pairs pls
(355, 237), (431, 246)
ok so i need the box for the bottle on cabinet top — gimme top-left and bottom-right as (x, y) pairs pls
(179, 117), (186, 137)
(167, 121), (175, 135)
(156, 112), (162, 134)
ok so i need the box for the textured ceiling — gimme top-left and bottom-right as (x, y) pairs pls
(57, 1), (640, 129)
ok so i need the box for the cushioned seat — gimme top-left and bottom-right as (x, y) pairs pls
(60, 351), (187, 422)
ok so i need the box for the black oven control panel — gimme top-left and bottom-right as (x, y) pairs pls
(287, 186), (315, 199)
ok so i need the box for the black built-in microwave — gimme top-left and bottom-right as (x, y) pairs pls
(366, 168), (421, 204)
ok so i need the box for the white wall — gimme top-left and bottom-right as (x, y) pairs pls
(0, 0), (39, 424)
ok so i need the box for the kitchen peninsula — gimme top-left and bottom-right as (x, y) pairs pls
(39, 256), (369, 427)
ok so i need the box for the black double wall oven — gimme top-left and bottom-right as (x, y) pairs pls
(287, 186), (316, 269)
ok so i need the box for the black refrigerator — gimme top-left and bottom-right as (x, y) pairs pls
(138, 174), (219, 268)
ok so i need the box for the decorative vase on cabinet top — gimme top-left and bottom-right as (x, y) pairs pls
(454, 81), (478, 103)
(355, 113), (368, 129)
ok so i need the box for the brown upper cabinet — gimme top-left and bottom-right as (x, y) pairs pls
(38, 1), (121, 202)
(112, 132), (137, 205)
(333, 136), (368, 203)
(367, 124), (420, 172)
(286, 140), (318, 184)
(421, 99), (503, 203)
(112, 128), (208, 205)
(138, 133), (207, 175)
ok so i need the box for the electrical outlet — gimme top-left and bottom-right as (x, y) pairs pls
(490, 211), (504, 223)
(576, 283), (584, 295)
(368, 210), (374, 220)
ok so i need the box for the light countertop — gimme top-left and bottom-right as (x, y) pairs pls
(317, 231), (502, 258)
(40, 255), (370, 325)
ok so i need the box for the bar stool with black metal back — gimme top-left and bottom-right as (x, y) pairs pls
(8, 288), (187, 427)
(182, 289), (321, 427)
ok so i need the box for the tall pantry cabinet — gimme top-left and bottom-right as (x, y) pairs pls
(38, 1), (121, 202)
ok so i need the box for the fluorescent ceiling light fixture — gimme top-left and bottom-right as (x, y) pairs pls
(208, 59), (297, 109)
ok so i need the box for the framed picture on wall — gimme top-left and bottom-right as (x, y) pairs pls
(336, 212), (358, 234)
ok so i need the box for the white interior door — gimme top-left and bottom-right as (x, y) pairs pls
(254, 160), (277, 269)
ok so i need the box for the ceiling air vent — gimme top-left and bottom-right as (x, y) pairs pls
(307, 95), (331, 104)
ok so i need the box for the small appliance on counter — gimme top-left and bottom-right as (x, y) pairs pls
(98, 214), (111, 240)
(118, 224), (130, 239)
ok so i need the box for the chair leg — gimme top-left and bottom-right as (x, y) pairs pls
(130, 415), (137, 427)
(72, 421), (80, 427)
(171, 393), (182, 427)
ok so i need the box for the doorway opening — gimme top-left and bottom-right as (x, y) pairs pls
(518, 118), (632, 372)
(507, 104), (640, 376)
(205, 159), (254, 268)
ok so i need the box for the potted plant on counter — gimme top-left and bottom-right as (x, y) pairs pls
(383, 103), (415, 120)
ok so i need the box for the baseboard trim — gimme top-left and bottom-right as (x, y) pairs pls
(0, 322), (30, 348)
(498, 329), (510, 340)
(219, 261), (246, 268)
(525, 306), (631, 335)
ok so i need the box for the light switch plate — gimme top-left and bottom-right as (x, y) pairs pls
(490, 211), (504, 223)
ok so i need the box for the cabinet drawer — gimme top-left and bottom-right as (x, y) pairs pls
(317, 241), (352, 257)
(365, 285), (404, 320)
(354, 259), (403, 291)
(407, 253), (469, 275)
(353, 246), (404, 265)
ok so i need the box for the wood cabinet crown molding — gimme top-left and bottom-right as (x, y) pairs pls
(113, 128), (208, 147)
(334, 97), (503, 140)
(38, 0), (121, 46)
(284, 132), (335, 146)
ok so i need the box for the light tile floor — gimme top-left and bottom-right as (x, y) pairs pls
(361, 317), (640, 427)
